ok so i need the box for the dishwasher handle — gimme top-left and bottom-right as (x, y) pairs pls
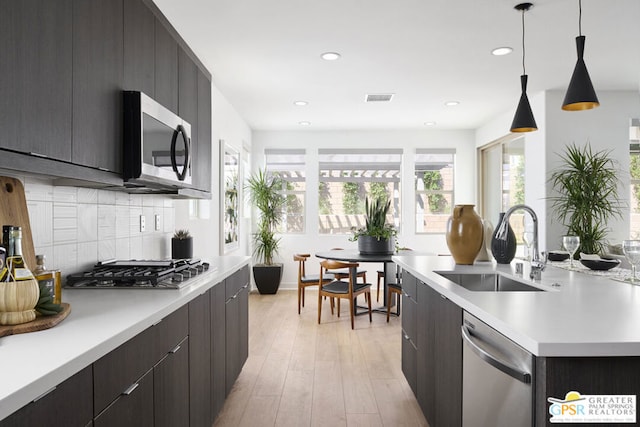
(461, 324), (531, 384)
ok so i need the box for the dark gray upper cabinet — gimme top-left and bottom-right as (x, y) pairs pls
(123, 0), (155, 96)
(0, 0), (211, 193)
(0, 0), (72, 161)
(196, 69), (213, 193)
(155, 20), (179, 114)
(72, 0), (124, 173)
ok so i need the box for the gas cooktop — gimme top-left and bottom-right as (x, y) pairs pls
(65, 258), (213, 289)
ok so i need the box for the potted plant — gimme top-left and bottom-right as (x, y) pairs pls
(172, 229), (193, 259)
(245, 168), (286, 294)
(349, 196), (397, 254)
(549, 143), (624, 256)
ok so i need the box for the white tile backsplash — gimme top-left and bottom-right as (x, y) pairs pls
(20, 179), (175, 276)
(77, 204), (98, 242)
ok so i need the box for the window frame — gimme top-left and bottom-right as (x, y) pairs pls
(414, 148), (456, 234)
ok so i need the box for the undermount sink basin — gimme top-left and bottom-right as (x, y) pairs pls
(436, 272), (546, 292)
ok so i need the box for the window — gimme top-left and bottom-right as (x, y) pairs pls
(318, 149), (402, 234)
(480, 136), (526, 243)
(265, 149), (306, 233)
(415, 149), (455, 233)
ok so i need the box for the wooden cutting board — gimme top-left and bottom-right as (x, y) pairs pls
(0, 303), (71, 338)
(0, 176), (36, 269)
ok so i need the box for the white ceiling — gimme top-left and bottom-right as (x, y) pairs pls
(153, 0), (640, 131)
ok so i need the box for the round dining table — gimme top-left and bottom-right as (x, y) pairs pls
(315, 249), (411, 315)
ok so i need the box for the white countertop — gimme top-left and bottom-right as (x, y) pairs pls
(393, 255), (640, 358)
(0, 256), (250, 421)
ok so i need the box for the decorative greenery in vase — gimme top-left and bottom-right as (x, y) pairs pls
(245, 168), (286, 265)
(349, 196), (397, 242)
(549, 143), (624, 255)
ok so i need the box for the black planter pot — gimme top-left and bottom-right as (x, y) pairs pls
(252, 264), (283, 294)
(357, 235), (395, 255)
(490, 212), (517, 264)
(171, 237), (193, 259)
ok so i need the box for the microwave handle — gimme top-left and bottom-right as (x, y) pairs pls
(170, 124), (190, 181)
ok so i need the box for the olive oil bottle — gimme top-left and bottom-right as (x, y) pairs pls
(33, 254), (62, 304)
(4, 226), (35, 282)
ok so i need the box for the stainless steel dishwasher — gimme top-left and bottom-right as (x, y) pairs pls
(461, 311), (534, 427)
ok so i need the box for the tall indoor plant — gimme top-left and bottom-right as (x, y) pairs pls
(350, 196), (397, 254)
(549, 143), (623, 255)
(245, 168), (286, 294)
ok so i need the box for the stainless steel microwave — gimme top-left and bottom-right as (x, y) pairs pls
(123, 91), (192, 189)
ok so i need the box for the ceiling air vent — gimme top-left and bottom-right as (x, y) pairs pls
(365, 93), (394, 102)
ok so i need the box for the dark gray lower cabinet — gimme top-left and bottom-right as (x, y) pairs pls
(189, 291), (212, 427)
(225, 266), (250, 397)
(94, 370), (153, 427)
(93, 305), (188, 425)
(0, 365), (93, 427)
(211, 281), (227, 420)
(154, 337), (190, 427)
(405, 273), (462, 427)
(401, 272), (418, 396)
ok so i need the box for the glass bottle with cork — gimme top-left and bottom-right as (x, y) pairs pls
(3, 226), (35, 282)
(33, 254), (62, 304)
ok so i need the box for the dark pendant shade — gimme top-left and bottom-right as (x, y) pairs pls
(562, 35), (599, 111)
(511, 75), (537, 132)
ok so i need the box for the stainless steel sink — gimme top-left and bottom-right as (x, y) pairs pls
(436, 272), (546, 292)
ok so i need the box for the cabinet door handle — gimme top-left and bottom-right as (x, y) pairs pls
(170, 344), (181, 354)
(29, 151), (48, 158)
(33, 386), (57, 402)
(122, 382), (140, 396)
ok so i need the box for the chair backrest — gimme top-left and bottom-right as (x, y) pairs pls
(319, 259), (359, 288)
(293, 253), (311, 280)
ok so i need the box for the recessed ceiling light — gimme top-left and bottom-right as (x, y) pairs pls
(293, 101), (308, 106)
(445, 101), (460, 107)
(491, 47), (513, 56)
(424, 121), (437, 126)
(298, 121), (311, 126)
(320, 52), (341, 61)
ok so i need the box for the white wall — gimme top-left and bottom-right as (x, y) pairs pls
(545, 90), (640, 249)
(252, 129), (476, 289)
(174, 84), (253, 260)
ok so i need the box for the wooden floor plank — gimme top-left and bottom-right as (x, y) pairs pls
(214, 290), (428, 427)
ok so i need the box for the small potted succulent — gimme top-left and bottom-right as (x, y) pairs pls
(349, 196), (397, 255)
(172, 229), (193, 259)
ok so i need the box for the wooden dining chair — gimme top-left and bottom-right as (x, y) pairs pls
(294, 254), (333, 314)
(325, 247), (368, 285)
(318, 259), (372, 329)
(387, 281), (403, 322)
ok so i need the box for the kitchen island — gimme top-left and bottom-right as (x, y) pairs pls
(0, 255), (250, 425)
(393, 254), (640, 427)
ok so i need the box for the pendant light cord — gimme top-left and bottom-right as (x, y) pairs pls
(521, 7), (526, 75)
(578, 0), (582, 36)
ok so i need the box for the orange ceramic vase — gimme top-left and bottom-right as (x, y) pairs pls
(445, 204), (483, 265)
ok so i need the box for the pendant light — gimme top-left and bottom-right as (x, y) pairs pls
(510, 3), (537, 133)
(562, 0), (599, 111)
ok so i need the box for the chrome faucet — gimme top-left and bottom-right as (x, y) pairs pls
(494, 204), (546, 279)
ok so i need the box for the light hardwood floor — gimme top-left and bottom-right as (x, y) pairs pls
(213, 289), (428, 427)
